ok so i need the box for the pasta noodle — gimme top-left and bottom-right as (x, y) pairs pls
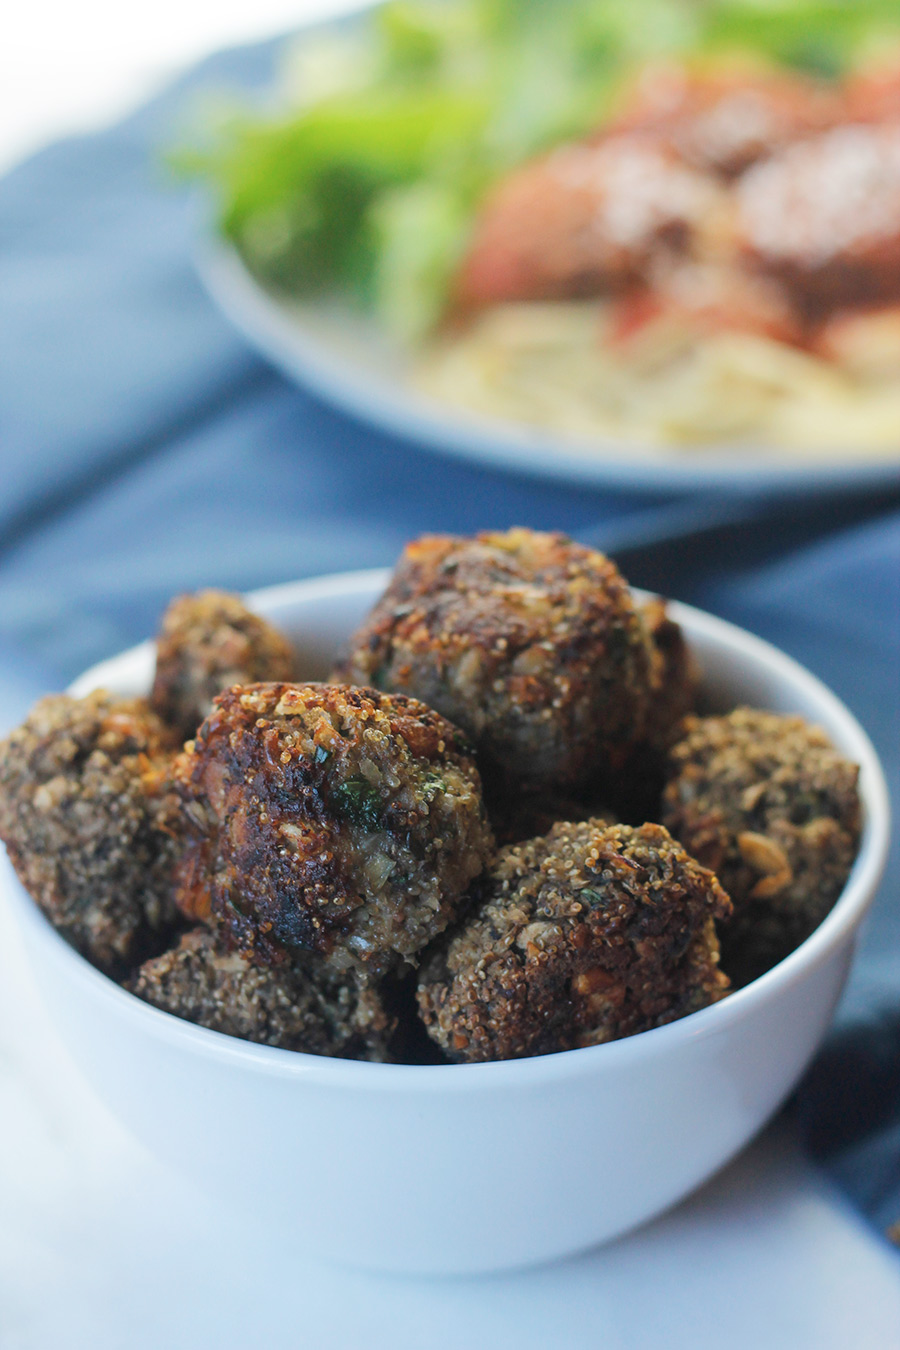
(415, 302), (900, 456)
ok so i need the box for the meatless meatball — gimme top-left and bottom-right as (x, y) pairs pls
(662, 708), (861, 985)
(172, 683), (493, 977)
(130, 926), (395, 1061)
(737, 124), (900, 320)
(455, 134), (724, 308)
(333, 529), (655, 796)
(417, 820), (730, 1063)
(151, 589), (297, 740)
(0, 691), (181, 973)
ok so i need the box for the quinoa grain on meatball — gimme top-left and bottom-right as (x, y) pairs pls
(0, 691), (181, 973)
(417, 820), (730, 1063)
(662, 708), (861, 984)
(333, 529), (655, 796)
(151, 589), (297, 740)
(130, 926), (395, 1060)
(172, 683), (493, 977)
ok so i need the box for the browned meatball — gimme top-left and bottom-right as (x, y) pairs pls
(172, 683), (493, 978)
(129, 926), (395, 1061)
(151, 590), (297, 740)
(609, 64), (839, 178)
(736, 124), (900, 319)
(417, 820), (730, 1063)
(455, 134), (723, 308)
(662, 708), (861, 984)
(333, 530), (655, 796)
(0, 691), (181, 973)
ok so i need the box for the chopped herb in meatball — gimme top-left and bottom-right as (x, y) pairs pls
(417, 820), (730, 1063)
(334, 529), (656, 797)
(172, 682), (494, 978)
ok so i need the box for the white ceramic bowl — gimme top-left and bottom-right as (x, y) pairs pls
(3, 570), (890, 1275)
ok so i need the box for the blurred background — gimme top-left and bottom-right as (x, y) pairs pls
(1, 0), (368, 173)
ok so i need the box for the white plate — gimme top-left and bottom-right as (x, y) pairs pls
(198, 237), (900, 495)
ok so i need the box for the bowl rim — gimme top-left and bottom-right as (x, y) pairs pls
(6, 568), (891, 1095)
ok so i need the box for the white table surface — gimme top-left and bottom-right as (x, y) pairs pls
(0, 0), (373, 175)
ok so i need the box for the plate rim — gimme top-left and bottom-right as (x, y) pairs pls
(197, 234), (900, 495)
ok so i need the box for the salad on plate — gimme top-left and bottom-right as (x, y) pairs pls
(180, 0), (900, 458)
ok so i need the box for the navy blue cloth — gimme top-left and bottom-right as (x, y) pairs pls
(1, 37), (899, 1240)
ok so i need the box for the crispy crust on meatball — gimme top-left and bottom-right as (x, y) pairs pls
(172, 682), (493, 976)
(151, 590), (297, 740)
(417, 820), (730, 1063)
(0, 691), (181, 973)
(662, 708), (861, 983)
(129, 926), (395, 1060)
(333, 529), (655, 795)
